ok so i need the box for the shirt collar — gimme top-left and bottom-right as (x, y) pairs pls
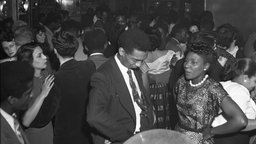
(114, 54), (129, 74)
(60, 58), (73, 66)
(90, 53), (104, 56)
(0, 108), (15, 130)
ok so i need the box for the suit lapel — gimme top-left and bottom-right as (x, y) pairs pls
(109, 58), (136, 122)
(1, 114), (21, 144)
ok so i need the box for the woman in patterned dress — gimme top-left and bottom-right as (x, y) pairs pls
(174, 42), (247, 144)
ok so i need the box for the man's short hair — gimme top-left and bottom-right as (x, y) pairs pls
(1, 61), (34, 103)
(52, 31), (79, 58)
(118, 28), (150, 53)
(82, 29), (107, 54)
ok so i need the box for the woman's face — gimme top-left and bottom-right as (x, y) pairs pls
(1, 41), (18, 57)
(36, 31), (46, 43)
(32, 46), (47, 70)
(184, 52), (208, 83)
(244, 75), (256, 92)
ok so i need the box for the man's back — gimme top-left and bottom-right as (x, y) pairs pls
(31, 59), (95, 144)
(53, 59), (95, 144)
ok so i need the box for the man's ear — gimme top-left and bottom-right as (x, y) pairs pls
(118, 47), (125, 56)
(7, 96), (18, 105)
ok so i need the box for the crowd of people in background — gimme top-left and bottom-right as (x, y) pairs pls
(1, 5), (256, 144)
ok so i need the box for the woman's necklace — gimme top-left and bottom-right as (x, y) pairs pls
(189, 74), (209, 87)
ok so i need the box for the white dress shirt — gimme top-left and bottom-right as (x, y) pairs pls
(114, 54), (142, 133)
(212, 81), (256, 127)
(0, 108), (16, 133)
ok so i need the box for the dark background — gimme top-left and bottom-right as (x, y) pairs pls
(206, 0), (256, 39)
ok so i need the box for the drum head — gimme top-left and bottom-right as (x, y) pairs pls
(124, 129), (194, 144)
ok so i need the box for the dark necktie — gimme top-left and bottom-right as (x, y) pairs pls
(127, 69), (147, 114)
(13, 118), (25, 144)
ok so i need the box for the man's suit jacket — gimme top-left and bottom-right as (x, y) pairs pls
(1, 114), (30, 144)
(30, 59), (96, 144)
(87, 57), (154, 144)
(88, 54), (108, 69)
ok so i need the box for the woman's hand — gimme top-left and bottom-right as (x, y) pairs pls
(41, 75), (54, 98)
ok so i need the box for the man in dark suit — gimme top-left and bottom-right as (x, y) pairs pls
(83, 28), (109, 69)
(30, 31), (96, 144)
(1, 61), (34, 144)
(87, 28), (155, 144)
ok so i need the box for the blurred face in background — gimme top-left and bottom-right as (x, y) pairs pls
(36, 30), (46, 43)
(116, 15), (126, 26)
(178, 28), (189, 44)
(243, 74), (256, 92)
(1, 40), (18, 57)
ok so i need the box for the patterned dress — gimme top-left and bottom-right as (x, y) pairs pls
(174, 76), (228, 144)
(147, 50), (176, 129)
(149, 72), (171, 129)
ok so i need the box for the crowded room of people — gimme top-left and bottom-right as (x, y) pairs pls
(1, 0), (256, 144)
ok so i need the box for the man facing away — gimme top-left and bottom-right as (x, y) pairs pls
(87, 28), (155, 144)
(29, 31), (96, 144)
(1, 61), (34, 144)
(83, 28), (109, 69)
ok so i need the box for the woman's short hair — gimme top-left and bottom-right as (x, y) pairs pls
(52, 31), (79, 58)
(186, 42), (217, 73)
(17, 42), (41, 65)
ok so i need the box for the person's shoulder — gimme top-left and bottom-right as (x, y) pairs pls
(204, 77), (222, 90)
(79, 59), (95, 67)
(221, 81), (248, 93)
(177, 75), (186, 84)
(96, 58), (113, 72)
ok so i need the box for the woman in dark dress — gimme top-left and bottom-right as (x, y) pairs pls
(17, 42), (54, 144)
